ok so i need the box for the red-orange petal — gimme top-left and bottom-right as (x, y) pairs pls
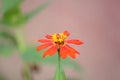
(60, 46), (67, 59)
(45, 35), (52, 39)
(37, 43), (52, 51)
(66, 40), (84, 45)
(64, 46), (76, 59)
(63, 30), (70, 37)
(65, 44), (80, 54)
(38, 39), (51, 43)
(42, 46), (58, 58)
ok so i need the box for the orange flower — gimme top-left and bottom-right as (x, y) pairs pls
(37, 31), (83, 59)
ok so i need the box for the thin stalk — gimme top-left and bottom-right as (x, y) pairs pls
(58, 49), (61, 80)
(13, 28), (31, 80)
(22, 64), (32, 80)
(14, 28), (26, 53)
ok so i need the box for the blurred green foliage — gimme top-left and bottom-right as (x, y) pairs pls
(1, 0), (22, 13)
(0, 31), (16, 56)
(0, 0), (51, 54)
(0, 74), (6, 80)
(0, 0), (50, 27)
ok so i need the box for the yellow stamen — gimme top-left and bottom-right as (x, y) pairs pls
(52, 33), (67, 45)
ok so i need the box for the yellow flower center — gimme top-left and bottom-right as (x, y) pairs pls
(52, 33), (67, 45)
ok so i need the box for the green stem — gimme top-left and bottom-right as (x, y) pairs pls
(14, 28), (26, 53)
(13, 28), (31, 80)
(23, 64), (32, 80)
(58, 49), (61, 80)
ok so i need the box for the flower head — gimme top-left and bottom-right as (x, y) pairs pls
(37, 30), (83, 59)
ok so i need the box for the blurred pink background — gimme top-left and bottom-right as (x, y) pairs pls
(0, 0), (120, 80)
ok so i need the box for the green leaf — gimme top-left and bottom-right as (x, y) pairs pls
(21, 46), (84, 73)
(0, 19), (3, 25)
(21, 46), (43, 64)
(0, 0), (51, 27)
(1, 6), (24, 27)
(0, 31), (16, 56)
(61, 58), (84, 73)
(0, 0), (24, 27)
(1, 0), (22, 13)
(24, 0), (51, 21)
(0, 31), (16, 45)
(0, 75), (6, 80)
(0, 42), (15, 56)
(54, 67), (66, 80)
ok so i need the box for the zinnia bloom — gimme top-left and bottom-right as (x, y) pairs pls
(37, 30), (83, 59)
